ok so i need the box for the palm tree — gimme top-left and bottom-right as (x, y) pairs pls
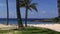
(58, 0), (60, 22)
(19, 0), (38, 27)
(25, 0), (38, 27)
(16, 0), (24, 30)
(6, 0), (9, 25)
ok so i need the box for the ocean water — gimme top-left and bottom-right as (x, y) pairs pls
(0, 19), (54, 25)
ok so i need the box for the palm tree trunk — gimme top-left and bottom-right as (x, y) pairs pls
(25, 0), (28, 27)
(25, 8), (28, 27)
(58, 0), (60, 22)
(16, 0), (23, 30)
(6, 0), (9, 25)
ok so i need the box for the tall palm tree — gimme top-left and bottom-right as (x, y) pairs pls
(25, 0), (38, 27)
(6, 0), (9, 25)
(58, 0), (60, 22)
(19, 0), (38, 27)
(16, 0), (23, 30)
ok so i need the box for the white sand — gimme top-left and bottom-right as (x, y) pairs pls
(27, 24), (60, 32)
(0, 24), (17, 30)
(0, 24), (60, 32)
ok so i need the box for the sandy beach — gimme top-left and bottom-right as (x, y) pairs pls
(27, 24), (60, 32)
(0, 24), (17, 30)
(0, 23), (60, 32)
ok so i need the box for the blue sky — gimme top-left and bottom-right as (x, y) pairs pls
(0, 0), (58, 18)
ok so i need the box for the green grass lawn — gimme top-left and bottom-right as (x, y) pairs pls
(0, 27), (60, 34)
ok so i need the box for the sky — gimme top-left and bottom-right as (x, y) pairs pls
(0, 0), (58, 18)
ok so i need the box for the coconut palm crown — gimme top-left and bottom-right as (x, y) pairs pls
(19, 0), (38, 12)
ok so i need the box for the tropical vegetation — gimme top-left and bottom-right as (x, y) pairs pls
(3, 0), (60, 34)
(19, 0), (38, 27)
(58, 0), (60, 22)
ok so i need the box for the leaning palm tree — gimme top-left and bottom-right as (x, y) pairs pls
(58, 0), (60, 22)
(19, 0), (38, 27)
(6, 0), (9, 25)
(16, 0), (24, 30)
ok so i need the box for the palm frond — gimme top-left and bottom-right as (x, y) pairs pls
(30, 3), (38, 12)
(19, 0), (24, 4)
(19, 0), (26, 7)
(19, 0), (38, 12)
(28, 8), (32, 12)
